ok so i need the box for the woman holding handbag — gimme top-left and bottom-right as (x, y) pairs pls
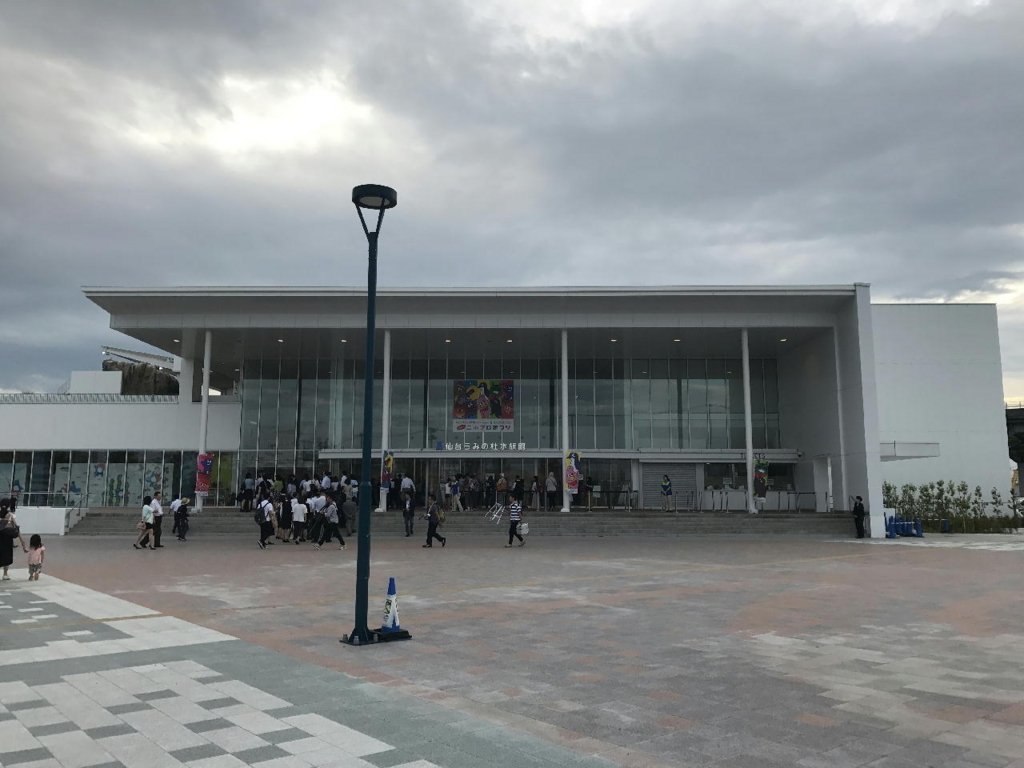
(133, 496), (155, 550)
(0, 498), (27, 580)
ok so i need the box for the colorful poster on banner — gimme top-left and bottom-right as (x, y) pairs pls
(381, 450), (394, 491)
(564, 450), (582, 495)
(453, 379), (514, 432)
(195, 453), (215, 496)
(754, 458), (769, 499)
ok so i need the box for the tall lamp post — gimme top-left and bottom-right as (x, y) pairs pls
(342, 184), (402, 646)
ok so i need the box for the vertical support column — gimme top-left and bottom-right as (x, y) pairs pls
(560, 329), (570, 513)
(196, 329), (212, 513)
(832, 327), (848, 508)
(741, 329), (756, 514)
(376, 329), (392, 512)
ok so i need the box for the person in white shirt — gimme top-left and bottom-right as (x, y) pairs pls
(291, 496), (308, 543)
(401, 475), (415, 494)
(256, 495), (275, 549)
(322, 473), (332, 492)
(150, 492), (165, 548)
(300, 475), (312, 495)
(169, 495), (183, 537)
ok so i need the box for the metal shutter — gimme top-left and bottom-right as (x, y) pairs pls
(641, 463), (697, 510)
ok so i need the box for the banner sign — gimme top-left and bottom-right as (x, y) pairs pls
(754, 458), (769, 499)
(195, 453), (215, 496)
(381, 450), (394, 491)
(564, 450), (581, 495)
(453, 379), (514, 432)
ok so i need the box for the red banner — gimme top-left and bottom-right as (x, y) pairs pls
(195, 453), (215, 495)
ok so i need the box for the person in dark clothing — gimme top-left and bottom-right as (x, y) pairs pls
(853, 495), (867, 539)
(402, 491), (415, 537)
(314, 494), (346, 550)
(176, 498), (190, 541)
(342, 493), (357, 537)
(423, 493), (446, 548)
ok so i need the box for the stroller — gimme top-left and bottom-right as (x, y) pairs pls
(484, 502), (504, 524)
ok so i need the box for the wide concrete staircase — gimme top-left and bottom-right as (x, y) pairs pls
(69, 506), (853, 537)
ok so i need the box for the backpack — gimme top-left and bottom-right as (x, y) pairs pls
(254, 502), (266, 524)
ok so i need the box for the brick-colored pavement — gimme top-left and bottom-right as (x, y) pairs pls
(29, 531), (1024, 767)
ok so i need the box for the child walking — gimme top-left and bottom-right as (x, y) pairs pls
(27, 534), (44, 580)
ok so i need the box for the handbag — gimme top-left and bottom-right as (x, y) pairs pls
(0, 520), (19, 539)
(518, 521), (529, 536)
(136, 521), (146, 531)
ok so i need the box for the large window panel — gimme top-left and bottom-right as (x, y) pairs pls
(69, 451), (90, 504)
(106, 451), (126, 506)
(409, 360), (428, 450)
(277, 359), (299, 465)
(297, 359), (318, 450)
(0, 452), (13, 498)
(124, 451), (145, 506)
(258, 358), (280, 451)
(650, 359), (671, 450)
(50, 450), (71, 504)
(240, 359), (260, 450)
(631, 359), (651, 449)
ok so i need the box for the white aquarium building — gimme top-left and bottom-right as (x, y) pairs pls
(0, 284), (1008, 538)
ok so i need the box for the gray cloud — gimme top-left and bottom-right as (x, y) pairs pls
(0, 0), (1022, 395)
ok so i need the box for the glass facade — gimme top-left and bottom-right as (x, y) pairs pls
(569, 358), (779, 450)
(0, 450), (238, 507)
(0, 345), (782, 509)
(236, 353), (779, 461)
(238, 354), (563, 458)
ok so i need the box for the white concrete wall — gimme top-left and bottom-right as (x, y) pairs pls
(0, 401), (240, 451)
(69, 371), (122, 394)
(873, 303), (1008, 495)
(777, 328), (843, 510)
(837, 285), (885, 536)
(14, 506), (73, 536)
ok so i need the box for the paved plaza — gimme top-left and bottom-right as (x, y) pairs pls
(1, 531), (1023, 768)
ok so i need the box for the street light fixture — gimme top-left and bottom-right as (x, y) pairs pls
(342, 183), (409, 646)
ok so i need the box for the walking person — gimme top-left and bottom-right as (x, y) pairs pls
(150, 492), (164, 547)
(853, 495), (867, 539)
(134, 495), (155, 550)
(291, 494), (307, 543)
(661, 475), (673, 511)
(505, 494), (525, 548)
(423, 493), (446, 548)
(342, 492), (355, 537)
(176, 498), (191, 541)
(313, 494), (346, 550)
(26, 534), (45, 580)
(496, 473), (509, 507)
(241, 472), (255, 515)
(545, 472), (558, 509)
(169, 494), (182, 537)
(256, 494), (275, 549)
(451, 475), (465, 514)
(277, 495), (293, 541)
(0, 499), (27, 580)
(402, 491), (415, 537)
(401, 473), (415, 498)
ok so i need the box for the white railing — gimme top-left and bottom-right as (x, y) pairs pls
(0, 394), (178, 404)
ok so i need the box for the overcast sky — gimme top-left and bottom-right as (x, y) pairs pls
(0, 0), (1021, 398)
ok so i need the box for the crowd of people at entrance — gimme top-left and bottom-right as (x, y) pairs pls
(126, 468), (539, 552)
